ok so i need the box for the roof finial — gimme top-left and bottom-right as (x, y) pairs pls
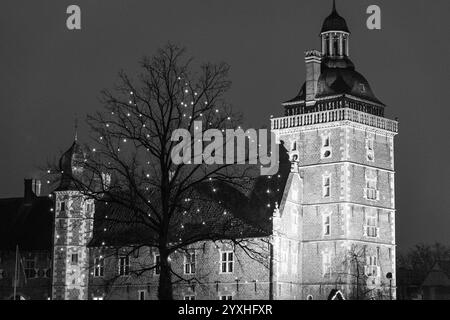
(332, 0), (337, 13)
(74, 115), (78, 141)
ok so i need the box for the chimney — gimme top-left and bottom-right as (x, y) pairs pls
(304, 50), (322, 104)
(24, 179), (41, 204)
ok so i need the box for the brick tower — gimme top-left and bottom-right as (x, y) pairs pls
(51, 138), (94, 300)
(271, 1), (398, 300)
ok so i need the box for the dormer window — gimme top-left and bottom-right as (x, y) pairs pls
(360, 84), (366, 93)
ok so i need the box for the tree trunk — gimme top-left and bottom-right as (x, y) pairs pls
(158, 249), (173, 300)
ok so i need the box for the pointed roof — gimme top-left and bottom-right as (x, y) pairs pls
(321, 0), (350, 33)
(56, 139), (86, 191)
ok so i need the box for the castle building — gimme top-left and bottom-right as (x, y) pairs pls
(0, 2), (397, 300)
(271, 1), (398, 299)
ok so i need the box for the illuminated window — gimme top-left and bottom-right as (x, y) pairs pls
(94, 257), (104, 277)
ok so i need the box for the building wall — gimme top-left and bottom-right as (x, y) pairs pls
(87, 239), (271, 300)
(0, 250), (51, 300)
(52, 191), (94, 300)
(275, 120), (397, 300)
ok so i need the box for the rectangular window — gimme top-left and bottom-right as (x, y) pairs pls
(118, 256), (130, 276)
(94, 257), (104, 277)
(184, 295), (196, 300)
(71, 253), (78, 265)
(60, 201), (65, 211)
(92, 296), (103, 300)
(365, 256), (379, 277)
(220, 295), (233, 300)
(184, 252), (196, 274)
(322, 252), (332, 277)
(220, 251), (234, 274)
(138, 290), (146, 300)
(155, 254), (160, 275)
(365, 177), (378, 200)
(323, 136), (330, 147)
(323, 213), (331, 236)
(321, 134), (332, 159)
(366, 138), (375, 161)
(24, 258), (36, 278)
(365, 214), (379, 238)
(323, 175), (331, 197)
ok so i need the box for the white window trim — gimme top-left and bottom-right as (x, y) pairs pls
(323, 212), (331, 236)
(184, 251), (196, 275)
(219, 293), (234, 300)
(219, 250), (234, 274)
(364, 214), (379, 238)
(138, 290), (146, 300)
(184, 294), (196, 300)
(365, 256), (380, 278)
(321, 134), (332, 159)
(366, 137), (375, 162)
(364, 176), (379, 201)
(322, 174), (331, 198)
(118, 255), (130, 276)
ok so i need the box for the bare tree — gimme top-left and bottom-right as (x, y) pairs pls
(46, 44), (276, 300)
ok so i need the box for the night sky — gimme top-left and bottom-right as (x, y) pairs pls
(1, 0), (449, 251)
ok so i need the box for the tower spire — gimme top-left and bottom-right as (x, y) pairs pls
(333, 0), (336, 12)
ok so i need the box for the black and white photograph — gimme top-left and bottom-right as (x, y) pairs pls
(0, 0), (449, 311)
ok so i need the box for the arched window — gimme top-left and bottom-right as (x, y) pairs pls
(333, 37), (339, 56)
(307, 295), (313, 300)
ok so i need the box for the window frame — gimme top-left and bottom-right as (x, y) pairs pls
(323, 212), (331, 236)
(94, 256), (104, 277)
(138, 290), (146, 300)
(219, 250), (234, 274)
(322, 174), (331, 198)
(118, 255), (130, 276)
(365, 214), (379, 238)
(184, 252), (196, 275)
